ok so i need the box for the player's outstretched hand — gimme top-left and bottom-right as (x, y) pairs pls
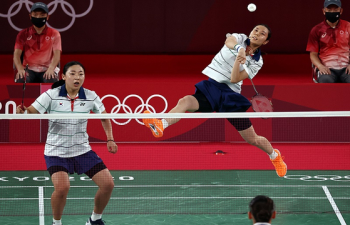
(107, 141), (118, 154)
(16, 105), (27, 114)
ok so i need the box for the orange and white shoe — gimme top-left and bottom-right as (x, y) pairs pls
(270, 149), (287, 177)
(143, 110), (164, 138)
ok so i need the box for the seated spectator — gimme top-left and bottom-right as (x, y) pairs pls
(306, 0), (350, 83)
(248, 195), (276, 224)
(13, 2), (61, 83)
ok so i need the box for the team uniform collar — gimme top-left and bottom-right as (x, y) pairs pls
(245, 38), (261, 61)
(59, 85), (86, 99)
(323, 19), (342, 29)
(29, 25), (48, 35)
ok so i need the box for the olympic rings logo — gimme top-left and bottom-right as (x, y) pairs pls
(284, 175), (350, 182)
(0, 0), (93, 32)
(101, 94), (168, 126)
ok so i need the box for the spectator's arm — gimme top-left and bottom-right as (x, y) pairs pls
(44, 50), (61, 79)
(310, 52), (331, 75)
(13, 49), (25, 79)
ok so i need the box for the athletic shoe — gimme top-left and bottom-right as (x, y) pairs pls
(85, 218), (105, 225)
(270, 149), (287, 177)
(143, 110), (164, 138)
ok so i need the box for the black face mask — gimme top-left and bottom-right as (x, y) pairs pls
(325, 12), (340, 23)
(31, 17), (47, 28)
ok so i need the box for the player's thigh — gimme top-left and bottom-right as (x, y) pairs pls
(91, 168), (114, 190)
(51, 171), (70, 191)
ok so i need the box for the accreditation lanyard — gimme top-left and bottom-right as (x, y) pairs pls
(67, 94), (79, 112)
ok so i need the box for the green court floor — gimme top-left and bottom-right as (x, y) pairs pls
(0, 170), (349, 225)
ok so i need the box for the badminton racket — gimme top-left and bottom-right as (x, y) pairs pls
(21, 65), (28, 110)
(248, 77), (273, 112)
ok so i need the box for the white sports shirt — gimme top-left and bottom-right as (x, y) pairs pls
(31, 85), (105, 158)
(202, 33), (263, 93)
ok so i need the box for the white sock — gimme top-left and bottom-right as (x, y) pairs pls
(269, 150), (278, 160)
(91, 211), (102, 221)
(53, 219), (62, 225)
(161, 119), (169, 129)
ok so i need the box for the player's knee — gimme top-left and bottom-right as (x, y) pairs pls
(54, 184), (70, 197)
(177, 96), (192, 108)
(101, 180), (115, 193)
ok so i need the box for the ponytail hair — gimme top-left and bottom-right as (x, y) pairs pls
(51, 79), (65, 89)
(249, 195), (275, 222)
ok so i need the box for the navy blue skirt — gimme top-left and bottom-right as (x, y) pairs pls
(195, 79), (251, 112)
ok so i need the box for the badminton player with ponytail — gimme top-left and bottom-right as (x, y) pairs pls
(143, 24), (287, 177)
(16, 61), (117, 225)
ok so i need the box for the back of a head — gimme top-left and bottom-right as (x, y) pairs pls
(249, 195), (275, 223)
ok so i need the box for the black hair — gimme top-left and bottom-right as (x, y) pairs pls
(256, 24), (271, 40)
(62, 61), (85, 75)
(249, 195), (275, 222)
(51, 79), (65, 89)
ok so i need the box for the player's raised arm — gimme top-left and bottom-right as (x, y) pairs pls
(225, 34), (239, 49)
(100, 110), (118, 154)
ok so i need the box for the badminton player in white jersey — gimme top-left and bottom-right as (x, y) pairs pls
(16, 61), (117, 225)
(144, 24), (287, 177)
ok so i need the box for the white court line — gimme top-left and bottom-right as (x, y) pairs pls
(322, 186), (347, 225)
(38, 187), (45, 225)
(1, 185), (350, 188)
(1, 196), (350, 200)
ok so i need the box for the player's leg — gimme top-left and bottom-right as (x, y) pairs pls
(91, 168), (114, 213)
(167, 95), (200, 124)
(84, 168), (114, 225)
(237, 124), (274, 154)
(230, 119), (287, 177)
(81, 151), (114, 225)
(50, 170), (70, 222)
(143, 95), (200, 137)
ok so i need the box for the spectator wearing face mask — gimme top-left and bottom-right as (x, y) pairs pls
(306, 0), (350, 83)
(14, 2), (61, 83)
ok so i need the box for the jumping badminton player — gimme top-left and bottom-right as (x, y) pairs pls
(16, 61), (117, 225)
(143, 24), (287, 177)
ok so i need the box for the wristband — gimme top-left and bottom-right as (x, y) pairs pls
(107, 140), (114, 142)
(234, 44), (243, 52)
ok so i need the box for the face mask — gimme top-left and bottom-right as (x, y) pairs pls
(31, 17), (47, 28)
(325, 12), (340, 23)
